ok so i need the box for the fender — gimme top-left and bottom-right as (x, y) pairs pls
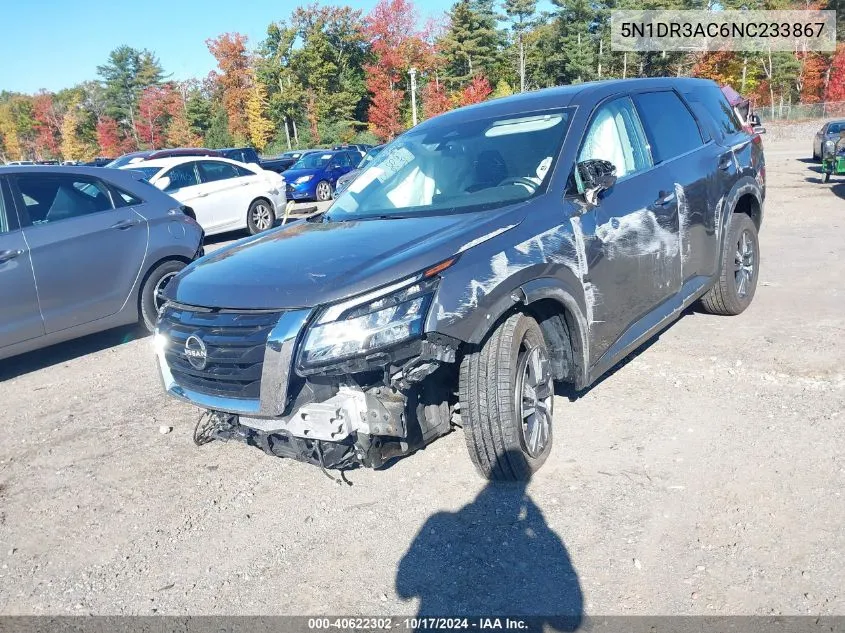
(717, 175), (763, 262)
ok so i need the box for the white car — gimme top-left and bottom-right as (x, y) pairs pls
(122, 157), (286, 236)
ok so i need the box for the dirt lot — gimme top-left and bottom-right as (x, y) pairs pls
(0, 128), (843, 617)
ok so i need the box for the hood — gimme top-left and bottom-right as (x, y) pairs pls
(282, 167), (324, 181)
(165, 209), (524, 310)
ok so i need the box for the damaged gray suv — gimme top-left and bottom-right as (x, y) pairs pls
(154, 78), (765, 480)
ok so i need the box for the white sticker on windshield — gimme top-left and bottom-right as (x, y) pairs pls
(347, 168), (384, 194)
(376, 146), (414, 183)
(536, 157), (553, 181)
(321, 154), (333, 159)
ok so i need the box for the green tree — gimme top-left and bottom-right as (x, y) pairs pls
(97, 46), (164, 144)
(439, 0), (502, 87)
(503, 0), (537, 92)
(204, 105), (234, 148)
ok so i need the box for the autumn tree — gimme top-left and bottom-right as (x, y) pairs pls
(825, 44), (845, 102)
(0, 101), (22, 161)
(96, 117), (123, 156)
(246, 73), (274, 151)
(165, 83), (203, 148)
(61, 105), (88, 161)
(135, 85), (173, 149)
(32, 92), (62, 158)
(206, 33), (252, 142)
(458, 74), (493, 106)
(422, 80), (452, 119)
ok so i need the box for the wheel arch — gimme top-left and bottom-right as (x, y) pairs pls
(135, 254), (193, 318)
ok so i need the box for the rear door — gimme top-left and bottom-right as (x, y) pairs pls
(11, 172), (149, 334)
(196, 160), (253, 231)
(160, 161), (211, 227)
(0, 177), (44, 348)
(631, 89), (712, 286)
(571, 95), (681, 359)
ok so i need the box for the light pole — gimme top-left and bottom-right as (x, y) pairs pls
(409, 67), (418, 127)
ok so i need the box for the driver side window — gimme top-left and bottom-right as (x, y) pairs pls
(579, 97), (652, 180)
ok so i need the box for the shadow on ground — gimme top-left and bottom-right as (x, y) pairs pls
(0, 325), (141, 381)
(396, 451), (582, 630)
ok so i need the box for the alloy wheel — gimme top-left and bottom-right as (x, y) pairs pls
(251, 203), (273, 231)
(316, 182), (332, 201)
(514, 343), (553, 458)
(734, 229), (755, 298)
(153, 272), (178, 312)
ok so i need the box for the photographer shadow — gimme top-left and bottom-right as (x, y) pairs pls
(396, 451), (583, 632)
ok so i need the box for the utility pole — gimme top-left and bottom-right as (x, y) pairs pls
(409, 67), (418, 127)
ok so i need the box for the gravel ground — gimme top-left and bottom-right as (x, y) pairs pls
(0, 134), (843, 617)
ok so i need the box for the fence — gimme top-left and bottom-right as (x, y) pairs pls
(757, 101), (845, 121)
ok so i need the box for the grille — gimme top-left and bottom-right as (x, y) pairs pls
(159, 306), (283, 400)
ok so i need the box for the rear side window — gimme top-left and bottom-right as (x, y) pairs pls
(110, 186), (143, 207)
(633, 91), (704, 164)
(14, 174), (113, 225)
(198, 161), (239, 183)
(163, 163), (199, 192)
(0, 179), (8, 233)
(685, 85), (742, 140)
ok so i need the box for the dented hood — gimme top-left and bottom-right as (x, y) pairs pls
(165, 210), (523, 310)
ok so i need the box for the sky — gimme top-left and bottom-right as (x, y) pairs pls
(0, 0), (458, 94)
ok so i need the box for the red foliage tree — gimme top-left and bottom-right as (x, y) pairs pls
(459, 75), (492, 107)
(797, 52), (827, 104)
(32, 92), (61, 158)
(96, 117), (123, 157)
(825, 44), (845, 103)
(422, 80), (451, 119)
(135, 85), (174, 149)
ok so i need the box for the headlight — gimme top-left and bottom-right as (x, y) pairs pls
(299, 278), (438, 367)
(294, 175), (313, 184)
(823, 140), (835, 157)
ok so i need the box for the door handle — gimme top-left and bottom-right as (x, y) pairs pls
(719, 155), (734, 171)
(111, 219), (138, 230)
(0, 249), (23, 263)
(653, 191), (675, 207)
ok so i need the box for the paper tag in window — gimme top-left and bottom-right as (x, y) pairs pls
(536, 157), (552, 182)
(376, 146), (414, 183)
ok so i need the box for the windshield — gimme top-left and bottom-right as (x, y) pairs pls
(828, 122), (845, 135)
(358, 146), (384, 168)
(130, 166), (163, 180)
(327, 109), (572, 220)
(292, 153), (333, 170)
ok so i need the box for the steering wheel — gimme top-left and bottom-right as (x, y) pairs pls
(497, 177), (539, 192)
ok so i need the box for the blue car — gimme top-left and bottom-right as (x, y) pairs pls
(283, 150), (360, 202)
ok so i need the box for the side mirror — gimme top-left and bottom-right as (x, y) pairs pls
(155, 176), (171, 191)
(576, 159), (617, 206)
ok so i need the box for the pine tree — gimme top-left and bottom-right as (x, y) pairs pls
(439, 0), (501, 87)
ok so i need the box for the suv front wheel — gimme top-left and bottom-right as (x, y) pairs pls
(459, 312), (554, 480)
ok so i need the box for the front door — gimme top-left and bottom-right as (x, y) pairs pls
(195, 160), (252, 231)
(10, 172), (149, 334)
(0, 178), (43, 349)
(569, 96), (681, 362)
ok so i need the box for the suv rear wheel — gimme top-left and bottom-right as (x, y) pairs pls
(699, 213), (760, 316)
(459, 313), (554, 480)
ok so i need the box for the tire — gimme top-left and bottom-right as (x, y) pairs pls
(699, 213), (760, 316)
(139, 260), (186, 332)
(459, 312), (554, 481)
(247, 199), (275, 235)
(315, 180), (333, 202)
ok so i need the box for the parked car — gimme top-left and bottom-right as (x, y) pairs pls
(121, 156), (285, 236)
(219, 147), (261, 165)
(37, 160), (60, 166)
(0, 165), (204, 361)
(154, 77), (765, 480)
(333, 143), (372, 157)
(812, 120), (845, 161)
(83, 157), (114, 167)
(282, 149), (361, 201)
(6, 161), (36, 166)
(334, 144), (385, 196)
(260, 150), (319, 174)
(106, 148), (222, 169)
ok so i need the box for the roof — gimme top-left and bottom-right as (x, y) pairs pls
(118, 156), (257, 172)
(415, 77), (719, 129)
